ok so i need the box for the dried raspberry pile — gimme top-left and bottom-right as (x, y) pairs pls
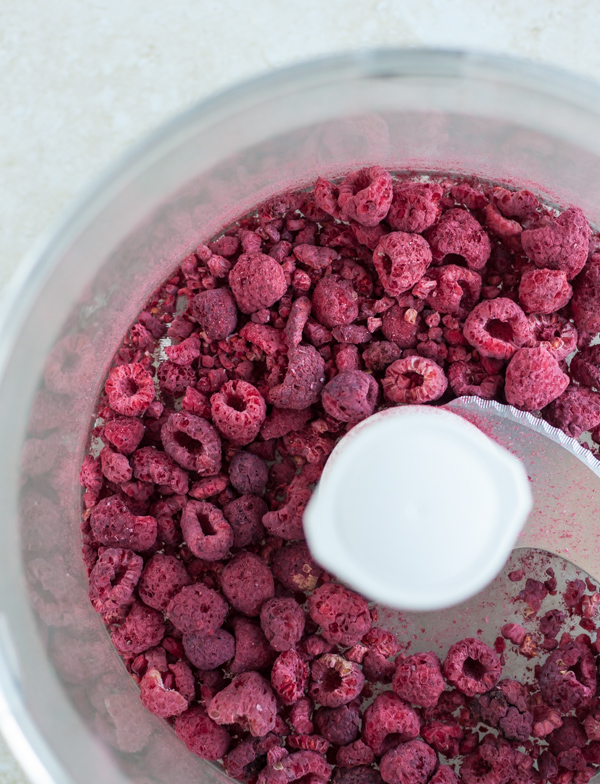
(80, 171), (600, 783)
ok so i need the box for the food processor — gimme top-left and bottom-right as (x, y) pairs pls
(4, 49), (600, 784)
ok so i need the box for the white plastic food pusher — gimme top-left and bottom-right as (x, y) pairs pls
(303, 405), (533, 611)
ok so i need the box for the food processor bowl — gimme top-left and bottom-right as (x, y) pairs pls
(4, 49), (600, 784)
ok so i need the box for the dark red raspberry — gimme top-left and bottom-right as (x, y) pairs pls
(260, 597), (306, 652)
(448, 361), (503, 400)
(105, 362), (155, 416)
(258, 750), (332, 784)
(333, 766), (382, 784)
(223, 494), (268, 548)
(373, 232), (433, 297)
(309, 655), (365, 708)
(548, 717), (587, 754)
(229, 451), (268, 495)
(382, 356), (448, 404)
(272, 543), (323, 593)
(103, 417), (145, 455)
(308, 584), (371, 647)
(111, 601), (165, 655)
(463, 298), (533, 360)
(379, 739), (438, 784)
(262, 475), (312, 541)
(321, 370), (378, 422)
(362, 341), (402, 371)
(443, 638), (502, 697)
(189, 287), (238, 340)
(387, 181), (443, 233)
(518, 268), (572, 314)
(88, 547), (143, 613)
(504, 347), (569, 411)
(521, 207), (591, 280)
(362, 691), (420, 756)
(209, 671), (278, 736)
(498, 706), (533, 742)
(460, 736), (514, 784)
(160, 412), (222, 474)
(336, 740), (375, 768)
(362, 651), (396, 684)
(138, 557), (190, 614)
(544, 385), (600, 437)
(421, 721), (463, 758)
(90, 495), (157, 551)
(131, 446), (189, 494)
(174, 705), (231, 761)
(572, 252), (600, 333)
(381, 305), (421, 348)
(271, 649), (310, 705)
(425, 265), (482, 317)
(261, 406), (314, 440)
(181, 500), (233, 560)
(183, 628), (235, 670)
(229, 252), (288, 314)
(230, 617), (277, 674)
(392, 652), (445, 708)
(337, 166), (393, 227)
(315, 702), (361, 746)
(528, 313), (577, 361)
(166, 583), (228, 634)
(312, 277), (359, 329)
(210, 380), (267, 446)
(140, 667), (189, 718)
(221, 552), (274, 617)
(425, 207), (491, 270)
(268, 345), (326, 410)
(539, 642), (596, 712)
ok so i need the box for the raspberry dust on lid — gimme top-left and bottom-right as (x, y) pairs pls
(303, 406), (532, 611)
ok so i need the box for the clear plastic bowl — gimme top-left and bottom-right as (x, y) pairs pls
(4, 49), (600, 784)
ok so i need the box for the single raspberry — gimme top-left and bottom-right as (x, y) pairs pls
(528, 313), (577, 361)
(539, 642), (596, 712)
(443, 638), (502, 697)
(380, 740), (438, 784)
(223, 494), (268, 548)
(362, 691), (420, 756)
(570, 345), (600, 391)
(260, 597), (306, 652)
(79, 454), (103, 493)
(338, 166), (393, 227)
(228, 451), (268, 495)
(382, 356), (448, 404)
(294, 245), (340, 271)
(103, 417), (145, 455)
(140, 667), (189, 718)
(373, 232), (433, 297)
(166, 583), (228, 634)
(425, 265), (482, 318)
(321, 370), (378, 422)
(308, 584), (372, 647)
(460, 736), (514, 784)
(548, 717), (587, 754)
(315, 702), (361, 746)
(240, 322), (287, 356)
(100, 446), (132, 483)
(88, 547), (143, 613)
(189, 287), (238, 340)
(504, 347), (569, 410)
(421, 721), (463, 758)
(290, 698), (315, 736)
(521, 207), (591, 279)
(160, 411), (222, 475)
(448, 361), (503, 400)
(181, 500), (233, 560)
(387, 181), (443, 233)
(572, 253), (600, 333)
(105, 363), (155, 416)
(312, 277), (359, 329)
(189, 474), (228, 500)
(392, 652), (445, 708)
(518, 268), (573, 314)
(500, 623), (527, 645)
(230, 617), (277, 674)
(544, 385), (600, 437)
(262, 475), (312, 541)
(156, 360), (196, 396)
(261, 406), (314, 440)
(381, 305), (421, 348)
(363, 651), (396, 684)
(90, 495), (157, 551)
(111, 601), (165, 655)
(221, 552), (274, 617)
(164, 334), (201, 366)
(309, 654), (365, 708)
(451, 182), (488, 210)
(224, 737), (260, 781)
(271, 649), (310, 705)
(498, 706), (533, 742)
(183, 628), (235, 670)
(491, 187), (539, 219)
(314, 177), (343, 219)
(425, 207), (491, 270)
(209, 671), (278, 736)
(484, 203), (522, 238)
(272, 542), (323, 593)
(258, 750), (332, 784)
(336, 740), (375, 768)
(174, 705), (231, 761)
(210, 380), (267, 445)
(137, 553), (191, 612)
(463, 298), (532, 359)
(362, 341), (402, 371)
(268, 345), (326, 410)
(229, 252), (288, 314)
(532, 703), (563, 738)
(131, 446), (189, 494)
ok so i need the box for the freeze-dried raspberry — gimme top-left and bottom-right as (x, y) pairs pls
(528, 313), (577, 361)
(518, 268), (572, 314)
(104, 417), (145, 455)
(362, 691), (420, 756)
(312, 277), (359, 329)
(316, 702), (361, 746)
(544, 385), (600, 437)
(290, 698), (315, 736)
(336, 740), (375, 768)
(519, 577), (549, 612)
(224, 737), (260, 781)
(321, 370), (378, 423)
(498, 706), (533, 742)
(558, 748), (587, 772)
(539, 609), (565, 639)
(362, 341), (402, 371)
(425, 208), (491, 270)
(166, 583), (228, 634)
(584, 706), (600, 741)
(260, 597), (306, 652)
(268, 345), (326, 410)
(183, 628), (235, 670)
(501, 624), (527, 645)
(484, 203), (522, 238)
(88, 547), (143, 613)
(392, 652), (445, 708)
(491, 187), (539, 219)
(333, 766), (382, 784)
(189, 474), (228, 500)
(381, 305), (420, 348)
(137, 553), (191, 612)
(294, 245), (340, 270)
(229, 252), (288, 314)
(272, 543), (323, 593)
(425, 265), (482, 317)
(573, 252), (600, 334)
(105, 363), (155, 416)
(539, 642), (596, 711)
(302, 636), (335, 659)
(373, 232), (433, 297)
(228, 451), (268, 495)
(310, 655), (365, 708)
(387, 182), (443, 234)
(548, 717), (588, 754)
(363, 651), (396, 683)
(111, 601), (165, 655)
(382, 356), (448, 404)
(164, 334), (201, 366)
(100, 447), (132, 483)
(131, 446), (189, 494)
(308, 584), (371, 647)
(240, 323), (287, 355)
(230, 617), (276, 674)
(209, 671), (277, 736)
(443, 638), (502, 697)
(271, 649), (310, 705)
(332, 325), (372, 344)
(362, 627), (401, 658)
(190, 287), (238, 341)
(79, 454), (103, 493)
(421, 721), (463, 758)
(448, 361), (503, 400)
(532, 703), (563, 738)
(338, 166), (393, 227)
(262, 475), (312, 541)
(224, 494), (268, 548)
(258, 750), (332, 784)
(261, 407), (313, 441)
(174, 704), (231, 761)
(380, 739), (438, 784)
(429, 767), (459, 784)
(335, 344), (361, 372)
(156, 361), (196, 396)
(521, 207), (591, 279)
(570, 345), (600, 390)
(210, 380), (267, 446)
(285, 296), (313, 351)
(181, 500), (233, 561)
(90, 495), (157, 551)
(505, 347), (569, 411)
(221, 552), (274, 617)
(314, 176), (343, 219)
(463, 298), (533, 360)
(140, 667), (189, 718)
(460, 736), (514, 784)
(288, 735), (330, 754)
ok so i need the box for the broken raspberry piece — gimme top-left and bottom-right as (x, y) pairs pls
(539, 642), (597, 712)
(373, 232), (433, 297)
(268, 345), (326, 410)
(518, 268), (572, 314)
(166, 583), (228, 634)
(131, 446), (189, 494)
(570, 345), (600, 390)
(260, 597), (306, 652)
(333, 766), (382, 784)
(140, 667), (189, 718)
(337, 166), (393, 227)
(105, 362), (155, 416)
(308, 584), (372, 647)
(387, 181), (443, 234)
(103, 417), (145, 455)
(271, 649), (310, 705)
(111, 601), (165, 655)
(521, 207), (591, 279)
(221, 552), (274, 616)
(321, 370), (378, 422)
(88, 547), (143, 613)
(425, 207), (491, 270)
(382, 356), (448, 404)
(181, 500), (233, 560)
(460, 736), (514, 784)
(229, 252), (288, 314)
(190, 287), (238, 340)
(309, 655), (365, 708)
(379, 739), (438, 784)
(429, 767), (459, 784)
(362, 691), (420, 755)
(421, 721), (463, 758)
(211, 380), (267, 446)
(160, 412), (222, 475)
(491, 187), (539, 219)
(183, 628), (235, 670)
(290, 698), (315, 736)
(209, 671), (277, 736)
(272, 542), (322, 593)
(528, 312), (577, 361)
(174, 705), (231, 761)
(463, 298), (532, 360)
(504, 347), (569, 411)
(336, 740), (375, 768)
(443, 638), (502, 697)
(392, 652), (445, 708)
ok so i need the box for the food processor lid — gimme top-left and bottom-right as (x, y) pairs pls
(303, 405), (533, 611)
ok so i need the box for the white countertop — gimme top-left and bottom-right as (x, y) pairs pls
(2, 0), (600, 780)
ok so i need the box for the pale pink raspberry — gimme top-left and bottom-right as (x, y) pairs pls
(518, 268), (572, 314)
(373, 232), (433, 297)
(382, 356), (448, 404)
(425, 208), (491, 270)
(528, 313), (577, 361)
(140, 667), (189, 718)
(160, 412), (222, 474)
(521, 207), (591, 279)
(387, 181), (443, 233)
(463, 298), (533, 360)
(271, 649), (310, 705)
(208, 672), (278, 737)
(312, 277), (359, 329)
(380, 740), (437, 784)
(174, 705), (231, 761)
(268, 345), (326, 410)
(309, 655), (365, 708)
(210, 380), (267, 445)
(229, 252), (288, 314)
(425, 265), (482, 318)
(321, 370), (378, 422)
(504, 347), (569, 411)
(337, 166), (393, 227)
(362, 692), (420, 756)
(105, 363), (155, 417)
